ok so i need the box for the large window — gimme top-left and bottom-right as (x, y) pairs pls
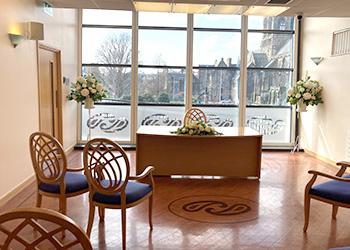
(137, 13), (186, 128)
(193, 14), (241, 127)
(82, 10), (132, 141)
(80, 11), (296, 146)
(247, 16), (294, 144)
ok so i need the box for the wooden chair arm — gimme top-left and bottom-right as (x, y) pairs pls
(308, 170), (350, 182)
(67, 167), (84, 172)
(129, 166), (155, 181)
(337, 161), (350, 167)
(331, 161), (350, 176)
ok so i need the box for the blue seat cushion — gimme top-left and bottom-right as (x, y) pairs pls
(329, 247), (350, 250)
(310, 174), (350, 204)
(93, 181), (152, 205)
(39, 172), (88, 194)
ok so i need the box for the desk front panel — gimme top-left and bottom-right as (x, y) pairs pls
(136, 133), (262, 178)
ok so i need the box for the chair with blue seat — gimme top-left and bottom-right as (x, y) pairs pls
(304, 161), (350, 232)
(83, 138), (155, 250)
(29, 132), (89, 215)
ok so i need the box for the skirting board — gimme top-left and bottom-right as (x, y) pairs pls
(304, 148), (337, 166)
(64, 143), (75, 155)
(0, 174), (35, 208)
(0, 145), (75, 208)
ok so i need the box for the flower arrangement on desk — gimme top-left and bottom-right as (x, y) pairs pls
(287, 75), (323, 112)
(173, 121), (222, 136)
(67, 74), (107, 109)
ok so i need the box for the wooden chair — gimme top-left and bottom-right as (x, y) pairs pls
(0, 207), (92, 249)
(304, 161), (350, 232)
(183, 107), (207, 126)
(83, 138), (155, 250)
(29, 132), (89, 215)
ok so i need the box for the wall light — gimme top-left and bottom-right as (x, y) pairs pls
(310, 57), (324, 65)
(8, 23), (25, 48)
(8, 34), (25, 48)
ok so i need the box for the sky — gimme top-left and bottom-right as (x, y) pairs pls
(82, 10), (291, 66)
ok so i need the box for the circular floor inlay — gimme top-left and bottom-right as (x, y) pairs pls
(168, 195), (258, 224)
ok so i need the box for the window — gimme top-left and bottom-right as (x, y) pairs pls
(137, 12), (187, 128)
(81, 10), (132, 141)
(192, 14), (241, 127)
(247, 16), (294, 144)
(80, 11), (296, 146)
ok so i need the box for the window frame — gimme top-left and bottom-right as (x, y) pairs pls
(78, 10), (298, 147)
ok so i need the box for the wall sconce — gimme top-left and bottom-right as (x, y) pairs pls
(8, 34), (25, 48)
(310, 57), (324, 65)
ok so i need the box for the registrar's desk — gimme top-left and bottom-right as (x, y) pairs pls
(136, 126), (262, 179)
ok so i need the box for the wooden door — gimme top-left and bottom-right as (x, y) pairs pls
(38, 44), (63, 143)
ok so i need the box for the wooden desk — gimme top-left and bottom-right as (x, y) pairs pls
(136, 126), (262, 178)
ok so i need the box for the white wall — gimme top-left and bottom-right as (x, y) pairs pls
(300, 17), (350, 162)
(0, 0), (79, 199)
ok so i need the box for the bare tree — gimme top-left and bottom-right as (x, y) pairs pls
(94, 33), (132, 100)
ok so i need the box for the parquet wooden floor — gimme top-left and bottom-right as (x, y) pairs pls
(2, 151), (350, 250)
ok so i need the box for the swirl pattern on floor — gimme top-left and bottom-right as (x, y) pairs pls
(168, 195), (258, 223)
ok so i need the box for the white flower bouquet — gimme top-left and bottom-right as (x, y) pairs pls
(173, 121), (222, 136)
(287, 76), (323, 106)
(67, 74), (107, 103)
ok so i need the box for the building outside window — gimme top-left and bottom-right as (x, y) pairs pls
(80, 10), (295, 146)
(192, 14), (241, 127)
(246, 16), (294, 144)
(137, 12), (187, 128)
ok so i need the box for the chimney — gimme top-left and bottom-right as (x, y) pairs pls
(226, 58), (232, 66)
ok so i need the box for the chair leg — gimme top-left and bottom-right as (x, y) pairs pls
(59, 197), (67, 215)
(86, 203), (96, 237)
(98, 206), (105, 222)
(36, 192), (42, 208)
(121, 207), (126, 250)
(332, 205), (338, 220)
(149, 195), (153, 230)
(303, 195), (311, 232)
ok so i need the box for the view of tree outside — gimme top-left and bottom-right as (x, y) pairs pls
(81, 10), (295, 144)
(83, 14), (293, 106)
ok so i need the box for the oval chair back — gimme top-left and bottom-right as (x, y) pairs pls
(83, 138), (130, 196)
(0, 207), (93, 249)
(183, 107), (207, 126)
(29, 132), (67, 186)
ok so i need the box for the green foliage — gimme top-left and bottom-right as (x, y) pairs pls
(157, 92), (170, 103)
(139, 94), (155, 103)
(173, 120), (222, 136)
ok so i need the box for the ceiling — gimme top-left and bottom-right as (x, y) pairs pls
(47, 0), (350, 17)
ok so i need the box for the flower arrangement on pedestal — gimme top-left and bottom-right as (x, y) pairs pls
(67, 74), (107, 109)
(287, 75), (323, 112)
(173, 121), (222, 136)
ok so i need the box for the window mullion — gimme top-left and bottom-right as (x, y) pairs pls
(130, 11), (138, 144)
(239, 15), (248, 128)
(185, 14), (193, 111)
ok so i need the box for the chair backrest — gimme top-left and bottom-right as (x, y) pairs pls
(83, 138), (130, 195)
(29, 132), (67, 184)
(0, 207), (93, 250)
(183, 108), (207, 126)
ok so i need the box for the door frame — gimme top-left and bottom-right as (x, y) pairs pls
(37, 43), (63, 144)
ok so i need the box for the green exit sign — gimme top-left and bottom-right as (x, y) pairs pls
(42, 1), (53, 16)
